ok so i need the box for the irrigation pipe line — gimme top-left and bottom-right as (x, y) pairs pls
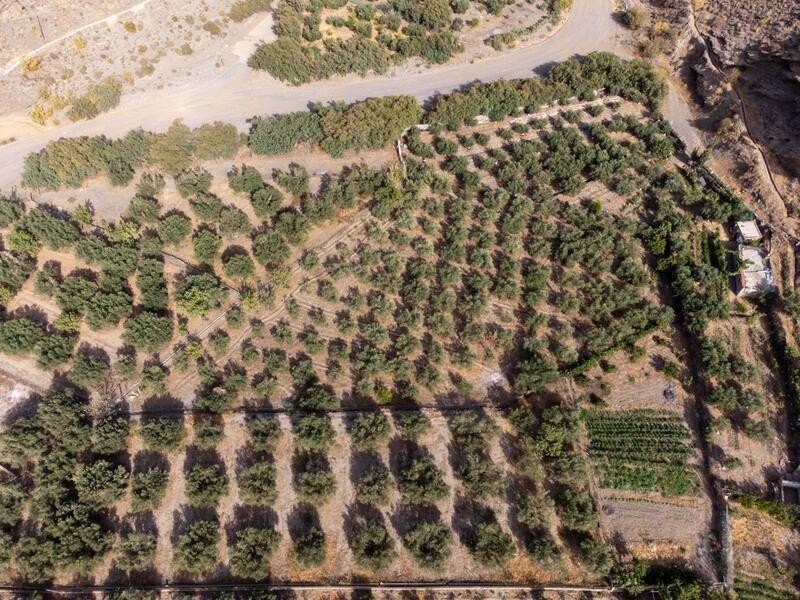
(0, 582), (622, 595)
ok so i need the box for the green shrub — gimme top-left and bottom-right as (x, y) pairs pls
(131, 467), (169, 511)
(398, 457), (449, 505)
(192, 122), (241, 160)
(396, 412), (431, 441)
(245, 415), (282, 452)
(350, 412), (392, 451)
(229, 526), (281, 580)
(116, 532), (156, 573)
(185, 464), (229, 507)
(193, 229), (222, 264)
(249, 112), (322, 155)
(449, 412), (498, 453)
(122, 312), (174, 353)
(295, 457), (337, 504)
(172, 520), (219, 575)
(67, 351), (110, 388)
(193, 415), (224, 449)
(468, 522), (515, 567)
(0, 483), (26, 526)
(0, 317), (44, 355)
(293, 414), (336, 451)
(402, 521), (452, 571)
(238, 462), (278, 505)
(73, 459), (129, 507)
(139, 418), (185, 452)
(457, 457), (503, 500)
(158, 213), (192, 246)
(174, 273), (228, 317)
(176, 168), (213, 198)
(351, 520), (396, 571)
(93, 416), (130, 454)
(293, 527), (325, 567)
(355, 464), (392, 506)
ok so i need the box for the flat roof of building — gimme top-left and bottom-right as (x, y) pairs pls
(736, 220), (762, 241)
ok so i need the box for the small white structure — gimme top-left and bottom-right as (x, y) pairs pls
(737, 244), (775, 297)
(735, 220), (763, 243)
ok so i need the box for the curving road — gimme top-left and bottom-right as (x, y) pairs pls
(0, 0), (623, 188)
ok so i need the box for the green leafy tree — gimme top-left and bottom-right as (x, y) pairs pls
(402, 521), (453, 571)
(252, 230), (290, 269)
(185, 464), (228, 508)
(158, 213), (192, 246)
(116, 532), (156, 573)
(193, 229), (222, 264)
(139, 417), (185, 452)
(398, 457), (449, 505)
(149, 120), (195, 175)
(93, 416), (130, 455)
(0, 317), (44, 355)
(293, 414), (336, 452)
(351, 520), (396, 572)
(123, 312), (174, 353)
(223, 252), (256, 281)
(355, 464), (392, 506)
(246, 415), (282, 452)
(293, 527), (325, 568)
(350, 412), (391, 451)
(238, 463), (278, 506)
(174, 273), (228, 317)
(73, 460), (129, 507)
(468, 522), (515, 567)
(68, 348), (110, 389)
(229, 527), (281, 580)
(131, 467), (169, 511)
(0, 483), (26, 526)
(172, 520), (219, 575)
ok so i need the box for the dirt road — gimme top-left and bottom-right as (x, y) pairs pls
(0, 0), (627, 187)
(0, 0), (705, 190)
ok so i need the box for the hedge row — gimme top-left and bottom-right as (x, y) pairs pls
(21, 53), (666, 190)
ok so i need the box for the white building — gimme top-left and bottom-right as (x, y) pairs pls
(737, 244), (775, 297)
(735, 220), (763, 244)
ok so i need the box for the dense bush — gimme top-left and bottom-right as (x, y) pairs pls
(176, 168), (213, 198)
(355, 464), (392, 506)
(0, 483), (26, 526)
(468, 522), (515, 567)
(293, 413), (336, 452)
(402, 521), (453, 571)
(0, 318), (45, 355)
(123, 311), (174, 353)
(249, 112), (322, 155)
(73, 459), (129, 507)
(174, 273), (228, 317)
(229, 526), (281, 580)
(351, 520), (396, 571)
(130, 467), (169, 511)
(293, 526), (326, 567)
(172, 520), (219, 575)
(350, 412), (391, 451)
(139, 418), (185, 452)
(93, 416), (130, 455)
(158, 212), (192, 246)
(238, 462), (278, 505)
(185, 464), (229, 507)
(116, 532), (156, 573)
(398, 457), (449, 505)
(245, 415), (282, 452)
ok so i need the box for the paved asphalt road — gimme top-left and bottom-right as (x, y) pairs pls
(0, 0), (669, 190)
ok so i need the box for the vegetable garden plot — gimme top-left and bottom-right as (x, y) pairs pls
(583, 409), (699, 497)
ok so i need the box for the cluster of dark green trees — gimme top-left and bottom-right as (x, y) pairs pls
(425, 52), (667, 128)
(247, 0), (464, 84)
(248, 95), (422, 157)
(22, 120), (240, 190)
